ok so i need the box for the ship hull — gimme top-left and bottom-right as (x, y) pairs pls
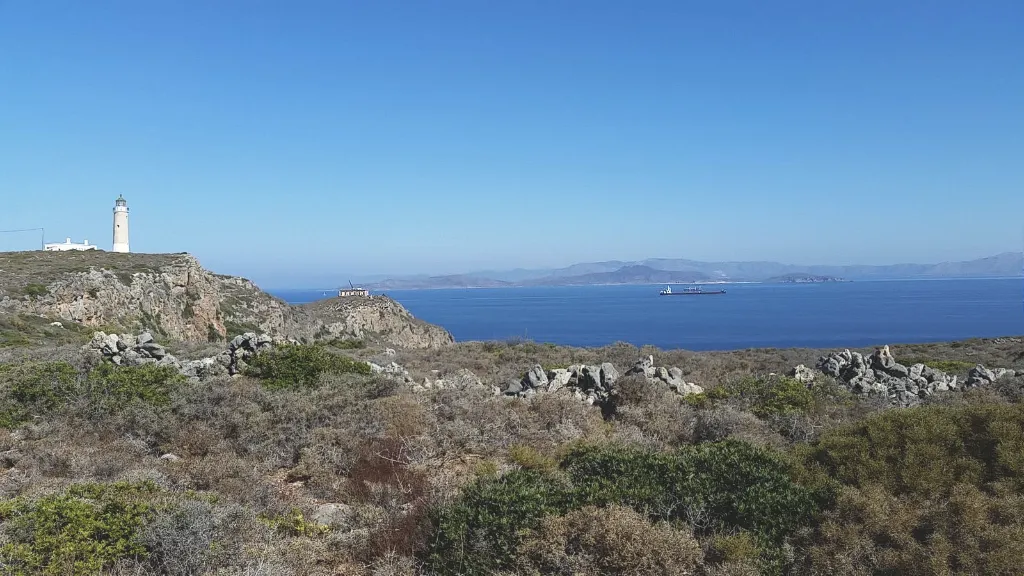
(659, 290), (727, 295)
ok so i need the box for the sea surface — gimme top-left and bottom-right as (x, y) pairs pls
(271, 278), (1024, 351)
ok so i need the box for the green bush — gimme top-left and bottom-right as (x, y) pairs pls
(798, 402), (1024, 498)
(85, 363), (185, 408)
(684, 386), (732, 409)
(795, 402), (1024, 575)
(329, 338), (365, 350)
(509, 444), (559, 473)
(243, 343), (371, 390)
(23, 284), (48, 299)
(425, 469), (570, 575)
(0, 481), (158, 575)
(0, 361), (79, 428)
(564, 440), (829, 546)
(725, 375), (816, 418)
(425, 440), (831, 575)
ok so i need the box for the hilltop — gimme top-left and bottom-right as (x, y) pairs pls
(0, 250), (453, 349)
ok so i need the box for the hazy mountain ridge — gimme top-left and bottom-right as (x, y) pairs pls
(526, 265), (711, 286)
(362, 252), (1023, 290)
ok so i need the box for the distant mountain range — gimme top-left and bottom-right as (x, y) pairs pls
(359, 252), (1024, 290)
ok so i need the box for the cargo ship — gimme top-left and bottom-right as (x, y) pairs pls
(659, 285), (726, 296)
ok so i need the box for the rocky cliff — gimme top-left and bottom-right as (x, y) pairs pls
(0, 251), (453, 349)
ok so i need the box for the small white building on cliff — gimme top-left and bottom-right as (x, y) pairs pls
(339, 287), (369, 298)
(44, 237), (98, 251)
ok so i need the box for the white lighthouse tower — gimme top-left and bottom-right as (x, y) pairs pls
(112, 194), (130, 253)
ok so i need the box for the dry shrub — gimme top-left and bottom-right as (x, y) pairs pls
(613, 376), (696, 447)
(369, 551), (417, 576)
(693, 405), (781, 447)
(169, 421), (222, 458)
(370, 395), (431, 439)
(701, 560), (762, 576)
(170, 451), (274, 509)
(345, 437), (433, 563)
(516, 504), (703, 575)
(515, 392), (604, 450)
(797, 483), (1024, 576)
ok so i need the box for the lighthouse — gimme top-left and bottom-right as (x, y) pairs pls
(112, 194), (130, 253)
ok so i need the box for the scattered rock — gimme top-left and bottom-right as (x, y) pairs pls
(88, 331), (180, 368)
(429, 369), (499, 395)
(311, 503), (354, 529)
(790, 364), (816, 383)
(181, 357), (228, 379)
(627, 355), (657, 379)
(966, 364), (1015, 387)
(224, 332), (275, 375)
(653, 365), (704, 396)
(807, 346), (1019, 407)
(548, 369), (572, 392)
(86, 330), (274, 381)
(523, 365), (549, 390)
(501, 355), (704, 408)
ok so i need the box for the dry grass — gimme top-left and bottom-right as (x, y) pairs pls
(0, 250), (188, 296)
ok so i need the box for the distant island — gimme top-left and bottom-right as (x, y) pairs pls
(359, 252), (1022, 290)
(764, 274), (849, 284)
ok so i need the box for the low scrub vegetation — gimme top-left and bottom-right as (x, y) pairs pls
(243, 343), (371, 389)
(0, 335), (1022, 575)
(0, 481), (158, 575)
(426, 439), (830, 575)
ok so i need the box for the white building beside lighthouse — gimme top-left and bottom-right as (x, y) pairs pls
(112, 194), (130, 253)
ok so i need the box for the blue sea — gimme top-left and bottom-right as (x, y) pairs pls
(271, 278), (1024, 351)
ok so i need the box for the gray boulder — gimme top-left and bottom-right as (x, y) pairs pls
(790, 364), (816, 383)
(627, 355), (657, 379)
(578, 365), (603, 393)
(871, 345), (897, 371)
(547, 369), (572, 392)
(967, 364), (997, 387)
(311, 503), (354, 529)
(140, 342), (167, 360)
(600, 363), (619, 389)
(523, 365), (549, 390)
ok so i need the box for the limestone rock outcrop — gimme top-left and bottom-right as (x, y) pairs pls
(0, 251), (453, 350)
(88, 331), (185, 370)
(790, 364), (816, 383)
(966, 364), (1017, 387)
(502, 363), (619, 406)
(223, 332), (276, 376)
(86, 330), (281, 381)
(499, 356), (703, 407)
(812, 345), (1017, 407)
(627, 355), (704, 396)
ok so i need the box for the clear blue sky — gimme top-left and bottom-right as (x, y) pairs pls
(2, 1), (1022, 288)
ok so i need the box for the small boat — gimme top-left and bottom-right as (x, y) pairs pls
(659, 285), (726, 296)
